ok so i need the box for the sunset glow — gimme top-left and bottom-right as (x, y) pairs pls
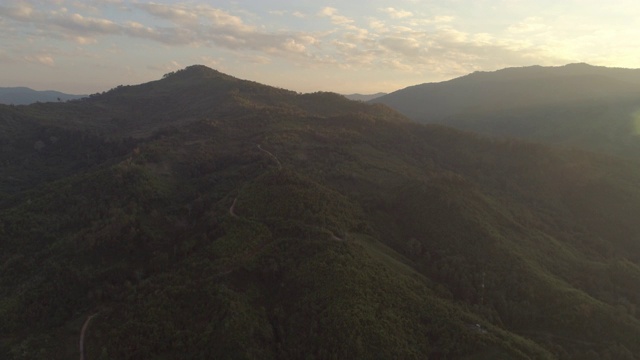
(1, 0), (639, 94)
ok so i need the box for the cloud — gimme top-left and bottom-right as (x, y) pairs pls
(383, 59), (414, 71)
(25, 54), (55, 66)
(381, 7), (413, 19)
(369, 19), (387, 32)
(315, 19), (566, 77)
(132, 3), (322, 58)
(236, 54), (271, 64)
(0, 2), (568, 80)
(269, 9), (307, 19)
(282, 38), (306, 53)
(73, 36), (98, 45)
(3, 3), (35, 20)
(57, 13), (120, 33)
(192, 5), (254, 31)
(406, 15), (455, 28)
(379, 37), (423, 57)
(433, 15), (454, 23)
(136, 3), (199, 24)
(194, 56), (222, 68)
(507, 17), (551, 34)
(1, 4), (132, 43)
(318, 7), (354, 26)
(0, 2), (320, 60)
(147, 60), (183, 73)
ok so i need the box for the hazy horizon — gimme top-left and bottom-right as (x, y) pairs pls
(2, 1), (640, 94)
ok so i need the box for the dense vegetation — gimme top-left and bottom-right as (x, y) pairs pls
(372, 63), (640, 159)
(2, 65), (640, 359)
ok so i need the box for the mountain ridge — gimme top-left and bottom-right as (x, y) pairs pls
(2, 65), (640, 359)
(0, 87), (86, 105)
(372, 63), (640, 120)
(343, 92), (387, 102)
(371, 63), (640, 159)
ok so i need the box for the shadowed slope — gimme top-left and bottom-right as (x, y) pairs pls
(2, 66), (640, 359)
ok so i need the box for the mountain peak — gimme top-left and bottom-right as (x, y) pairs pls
(563, 62), (593, 68)
(160, 65), (235, 82)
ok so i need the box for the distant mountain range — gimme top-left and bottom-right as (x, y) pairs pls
(343, 92), (387, 102)
(372, 63), (640, 158)
(3, 65), (640, 359)
(0, 87), (86, 105)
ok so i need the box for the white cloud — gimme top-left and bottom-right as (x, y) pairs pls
(507, 17), (551, 34)
(383, 59), (414, 71)
(25, 54), (55, 66)
(194, 5), (254, 31)
(379, 37), (423, 57)
(0, 1), (595, 92)
(369, 19), (387, 32)
(194, 56), (222, 68)
(381, 7), (413, 19)
(408, 15), (455, 28)
(437, 28), (469, 43)
(61, 13), (119, 33)
(283, 38), (306, 53)
(433, 15), (454, 23)
(73, 36), (97, 44)
(136, 3), (199, 25)
(147, 60), (183, 73)
(0, 2), (322, 60)
(4, 3), (35, 20)
(318, 7), (354, 26)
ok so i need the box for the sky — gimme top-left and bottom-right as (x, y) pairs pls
(1, 0), (640, 95)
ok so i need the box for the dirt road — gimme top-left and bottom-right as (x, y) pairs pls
(80, 313), (98, 360)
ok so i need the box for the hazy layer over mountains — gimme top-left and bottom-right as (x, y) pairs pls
(372, 63), (640, 158)
(2, 65), (640, 359)
(373, 63), (640, 120)
(0, 87), (86, 105)
(343, 92), (387, 102)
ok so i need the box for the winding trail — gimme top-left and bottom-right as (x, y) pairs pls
(229, 197), (238, 217)
(326, 230), (345, 242)
(218, 145), (345, 278)
(80, 313), (98, 360)
(257, 144), (282, 169)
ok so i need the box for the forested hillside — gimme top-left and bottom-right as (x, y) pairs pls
(2, 65), (640, 359)
(372, 63), (640, 159)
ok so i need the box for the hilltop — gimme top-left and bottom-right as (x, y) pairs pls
(2, 65), (640, 359)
